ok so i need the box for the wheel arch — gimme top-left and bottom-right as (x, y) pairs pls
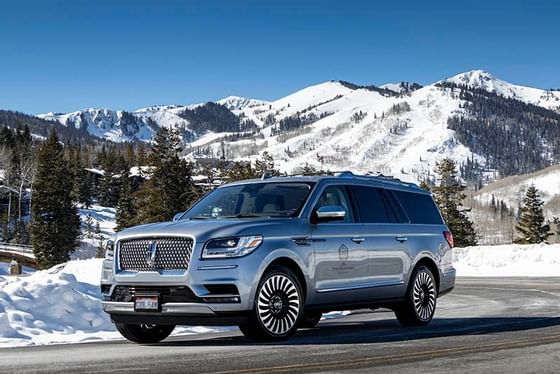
(264, 257), (308, 300)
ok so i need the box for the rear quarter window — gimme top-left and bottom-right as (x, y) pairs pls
(393, 190), (443, 225)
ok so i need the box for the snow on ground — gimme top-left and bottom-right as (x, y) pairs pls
(0, 259), (115, 347)
(474, 164), (560, 219)
(0, 263), (35, 276)
(454, 243), (560, 277)
(0, 259), (235, 347)
(74, 205), (117, 260)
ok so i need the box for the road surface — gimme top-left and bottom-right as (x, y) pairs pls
(2, 277), (560, 373)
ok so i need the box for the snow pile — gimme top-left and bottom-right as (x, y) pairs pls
(454, 243), (560, 277)
(0, 259), (236, 347)
(0, 259), (116, 347)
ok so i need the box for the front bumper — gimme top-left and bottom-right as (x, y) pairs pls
(102, 301), (217, 315)
(102, 301), (249, 326)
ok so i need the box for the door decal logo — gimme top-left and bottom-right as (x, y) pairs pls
(339, 244), (349, 261)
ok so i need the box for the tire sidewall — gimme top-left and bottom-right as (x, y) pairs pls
(253, 266), (303, 339)
(409, 265), (437, 323)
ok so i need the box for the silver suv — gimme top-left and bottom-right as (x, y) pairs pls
(101, 172), (455, 342)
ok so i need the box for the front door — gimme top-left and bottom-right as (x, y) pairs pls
(311, 186), (368, 299)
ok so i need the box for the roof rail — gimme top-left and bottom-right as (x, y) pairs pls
(258, 170), (419, 189)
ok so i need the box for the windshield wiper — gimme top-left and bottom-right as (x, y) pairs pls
(220, 214), (263, 219)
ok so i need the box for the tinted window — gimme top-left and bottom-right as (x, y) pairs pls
(393, 190), (443, 225)
(314, 186), (354, 223)
(380, 189), (407, 223)
(183, 182), (313, 219)
(351, 186), (390, 223)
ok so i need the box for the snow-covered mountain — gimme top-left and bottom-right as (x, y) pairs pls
(37, 70), (560, 182)
(474, 164), (560, 220)
(442, 70), (560, 112)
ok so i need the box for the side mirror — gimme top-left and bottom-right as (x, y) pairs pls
(172, 212), (184, 221)
(314, 205), (346, 223)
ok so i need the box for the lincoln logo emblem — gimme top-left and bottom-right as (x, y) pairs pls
(147, 241), (158, 267)
(339, 244), (349, 261)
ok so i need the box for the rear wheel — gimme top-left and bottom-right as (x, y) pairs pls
(115, 323), (175, 344)
(394, 265), (437, 326)
(239, 266), (303, 341)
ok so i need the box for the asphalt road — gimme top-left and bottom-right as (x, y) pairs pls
(2, 277), (560, 373)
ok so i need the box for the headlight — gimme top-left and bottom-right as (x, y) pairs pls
(105, 240), (115, 260)
(202, 235), (263, 259)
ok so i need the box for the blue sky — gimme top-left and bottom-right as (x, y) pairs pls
(1, 0), (559, 114)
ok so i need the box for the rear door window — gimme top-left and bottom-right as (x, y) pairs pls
(393, 190), (443, 225)
(350, 186), (391, 223)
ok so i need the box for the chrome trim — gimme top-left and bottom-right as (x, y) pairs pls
(197, 265), (238, 271)
(102, 301), (217, 315)
(316, 280), (404, 293)
(115, 234), (196, 274)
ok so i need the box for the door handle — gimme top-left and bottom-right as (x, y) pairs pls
(351, 237), (365, 244)
(396, 236), (408, 242)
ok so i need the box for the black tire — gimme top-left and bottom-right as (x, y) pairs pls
(239, 266), (303, 341)
(394, 265), (437, 327)
(299, 311), (322, 328)
(115, 323), (175, 344)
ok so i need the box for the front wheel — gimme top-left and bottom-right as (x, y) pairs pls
(239, 266), (303, 341)
(115, 323), (175, 343)
(394, 265), (437, 326)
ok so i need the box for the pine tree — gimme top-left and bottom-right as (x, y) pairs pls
(514, 185), (552, 244)
(301, 163), (317, 176)
(431, 158), (477, 247)
(135, 128), (198, 224)
(13, 219), (30, 245)
(84, 213), (94, 239)
(115, 171), (136, 231)
(554, 217), (560, 239)
(255, 151), (280, 176)
(30, 130), (80, 269)
(227, 161), (258, 182)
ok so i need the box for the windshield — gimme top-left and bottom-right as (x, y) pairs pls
(182, 182), (314, 219)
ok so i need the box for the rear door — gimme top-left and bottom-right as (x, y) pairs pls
(350, 185), (411, 296)
(391, 189), (448, 274)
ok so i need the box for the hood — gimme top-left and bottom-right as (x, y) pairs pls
(115, 218), (301, 244)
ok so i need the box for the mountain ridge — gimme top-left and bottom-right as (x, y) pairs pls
(27, 70), (560, 183)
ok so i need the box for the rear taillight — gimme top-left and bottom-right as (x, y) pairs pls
(443, 230), (454, 248)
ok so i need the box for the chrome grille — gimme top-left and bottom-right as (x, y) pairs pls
(118, 237), (193, 272)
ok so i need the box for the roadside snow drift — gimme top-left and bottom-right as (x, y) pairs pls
(0, 259), (116, 347)
(454, 243), (560, 277)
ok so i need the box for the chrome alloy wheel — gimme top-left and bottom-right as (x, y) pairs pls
(413, 269), (436, 321)
(257, 274), (301, 335)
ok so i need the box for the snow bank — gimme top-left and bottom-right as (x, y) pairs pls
(0, 259), (116, 347)
(454, 243), (560, 277)
(0, 259), (236, 347)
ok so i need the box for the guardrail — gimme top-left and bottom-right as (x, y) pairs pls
(0, 242), (34, 256)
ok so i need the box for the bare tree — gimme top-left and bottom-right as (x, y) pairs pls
(17, 155), (36, 219)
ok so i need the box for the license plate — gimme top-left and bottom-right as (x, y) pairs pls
(134, 295), (159, 311)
